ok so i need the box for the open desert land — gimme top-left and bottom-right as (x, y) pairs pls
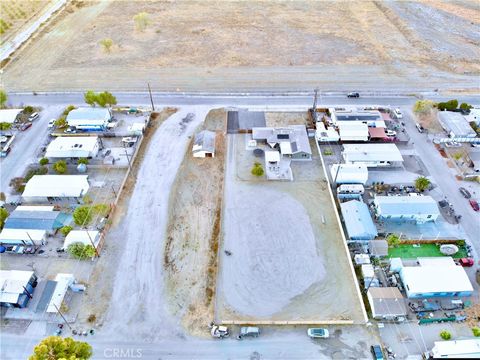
(215, 129), (367, 323)
(2, 0), (479, 92)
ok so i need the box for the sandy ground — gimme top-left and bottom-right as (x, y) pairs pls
(164, 109), (226, 336)
(265, 112), (309, 128)
(2, 0), (479, 91)
(216, 134), (365, 322)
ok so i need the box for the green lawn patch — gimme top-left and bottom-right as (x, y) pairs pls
(388, 243), (467, 259)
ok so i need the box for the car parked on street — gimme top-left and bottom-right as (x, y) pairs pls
(307, 328), (329, 339)
(415, 123), (424, 133)
(28, 112), (39, 121)
(64, 126), (77, 134)
(20, 123), (32, 131)
(370, 345), (384, 360)
(347, 92), (359, 98)
(459, 187), (471, 199)
(393, 108), (403, 119)
(457, 258), (474, 267)
(237, 326), (260, 340)
(48, 119), (56, 128)
(386, 130), (397, 137)
(469, 199), (479, 211)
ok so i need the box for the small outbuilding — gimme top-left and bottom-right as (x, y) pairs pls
(315, 122), (340, 142)
(438, 111), (476, 138)
(367, 287), (407, 320)
(340, 200), (378, 240)
(0, 270), (38, 308)
(431, 339), (480, 359)
(374, 195), (439, 224)
(192, 130), (216, 158)
(22, 175), (89, 203)
(45, 136), (100, 159)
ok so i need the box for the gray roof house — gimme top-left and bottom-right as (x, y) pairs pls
(340, 200), (378, 240)
(252, 125), (312, 160)
(374, 195), (440, 224)
(367, 287), (407, 320)
(192, 130), (216, 158)
(438, 111), (476, 138)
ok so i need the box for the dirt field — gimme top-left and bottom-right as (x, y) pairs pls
(265, 112), (309, 128)
(164, 109), (226, 336)
(2, 0), (479, 91)
(216, 133), (366, 323)
(0, 0), (51, 44)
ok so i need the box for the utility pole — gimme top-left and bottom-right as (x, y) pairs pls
(313, 88), (319, 112)
(148, 83), (155, 111)
(53, 303), (73, 331)
(123, 143), (131, 169)
(85, 230), (99, 257)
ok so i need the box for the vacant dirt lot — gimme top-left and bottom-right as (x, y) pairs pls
(2, 0), (479, 91)
(164, 109), (226, 336)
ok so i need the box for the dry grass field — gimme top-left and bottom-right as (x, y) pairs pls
(2, 0), (479, 91)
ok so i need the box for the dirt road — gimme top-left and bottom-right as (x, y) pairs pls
(2, 0), (478, 92)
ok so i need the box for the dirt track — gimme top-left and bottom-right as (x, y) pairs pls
(2, 0), (479, 92)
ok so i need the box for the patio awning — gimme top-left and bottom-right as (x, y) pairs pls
(368, 127), (387, 139)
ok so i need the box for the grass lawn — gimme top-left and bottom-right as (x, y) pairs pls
(388, 243), (467, 259)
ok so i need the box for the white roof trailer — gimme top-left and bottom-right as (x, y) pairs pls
(431, 339), (480, 358)
(67, 108), (111, 130)
(45, 136), (100, 158)
(330, 164), (368, 184)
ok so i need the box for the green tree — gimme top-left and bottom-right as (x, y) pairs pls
(415, 176), (431, 192)
(439, 330), (451, 340)
(0, 89), (7, 108)
(30, 336), (92, 360)
(54, 115), (67, 128)
(95, 91), (117, 107)
(78, 158), (89, 165)
(100, 38), (114, 53)
(73, 205), (92, 226)
(60, 225), (73, 237)
(0, 122), (12, 131)
(0, 208), (8, 230)
(39, 158), (49, 166)
(472, 327), (480, 337)
(413, 100), (435, 115)
(63, 105), (76, 116)
(133, 12), (150, 31)
(53, 160), (67, 174)
(84, 90), (97, 107)
(67, 242), (96, 260)
(460, 102), (473, 111)
(92, 203), (110, 217)
(386, 233), (401, 248)
(445, 99), (458, 111)
(251, 162), (264, 177)
(23, 105), (34, 114)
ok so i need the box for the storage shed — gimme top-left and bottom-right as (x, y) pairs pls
(338, 122), (369, 142)
(45, 136), (100, 159)
(340, 200), (378, 240)
(367, 287), (407, 320)
(192, 130), (216, 158)
(4, 209), (70, 232)
(22, 175), (89, 203)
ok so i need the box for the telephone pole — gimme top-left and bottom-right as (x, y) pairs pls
(147, 83), (155, 111)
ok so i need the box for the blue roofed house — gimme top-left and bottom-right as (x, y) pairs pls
(66, 107), (111, 131)
(373, 195), (440, 224)
(340, 200), (378, 241)
(4, 206), (71, 235)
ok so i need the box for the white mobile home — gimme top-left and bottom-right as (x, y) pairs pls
(342, 143), (403, 167)
(0, 270), (38, 308)
(45, 136), (100, 158)
(374, 195), (439, 223)
(438, 111), (476, 138)
(431, 339), (480, 359)
(67, 108), (111, 130)
(0, 109), (23, 124)
(338, 122), (369, 142)
(330, 164), (368, 185)
(0, 229), (47, 246)
(315, 123), (340, 142)
(22, 175), (89, 203)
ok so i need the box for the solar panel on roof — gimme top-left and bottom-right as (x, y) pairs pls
(277, 134), (289, 140)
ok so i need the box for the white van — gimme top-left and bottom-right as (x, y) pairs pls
(393, 108), (403, 119)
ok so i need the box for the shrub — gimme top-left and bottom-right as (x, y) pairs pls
(133, 12), (150, 31)
(415, 176), (430, 192)
(472, 327), (480, 337)
(386, 233), (400, 248)
(62, 105), (76, 116)
(413, 100), (435, 115)
(251, 162), (264, 177)
(0, 122), (12, 131)
(87, 314), (96, 323)
(438, 99), (458, 111)
(84, 90), (97, 106)
(53, 160), (67, 174)
(0, 208), (8, 230)
(73, 206), (92, 226)
(23, 105), (34, 114)
(68, 242), (96, 259)
(439, 330), (451, 340)
(54, 116), (67, 128)
(100, 38), (113, 53)
(9, 177), (25, 193)
(92, 203), (110, 218)
(460, 102), (473, 111)
(39, 157), (49, 166)
(323, 149), (333, 156)
(82, 195), (93, 204)
(24, 166), (48, 182)
(95, 91), (117, 107)
(60, 226), (73, 237)
(0, 89), (7, 108)
(78, 158), (89, 165)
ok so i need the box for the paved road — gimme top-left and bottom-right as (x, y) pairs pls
(0, 105), (63, 198)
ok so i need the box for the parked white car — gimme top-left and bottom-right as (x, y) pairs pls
(28, 112), (39, 121)
(307, 328), (330, 338)
(48, 119), (56, 128)
(386, 130), (397, 137)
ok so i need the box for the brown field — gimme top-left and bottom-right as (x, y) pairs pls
(2, 0), (479, 91)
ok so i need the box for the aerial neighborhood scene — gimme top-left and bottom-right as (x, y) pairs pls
(1, 0), (480, 359)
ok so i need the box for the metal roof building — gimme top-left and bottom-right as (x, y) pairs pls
(22, 175), (89, 202)
(400, 257), (473, 298)
(340, 200), (378, 240)
(0, 109), (23, 124)
(0, 270), (37, 308)
(45, 136), (100, 158)
(438, 111), (476, 138)
(4, 210), (70, 231)
(338, 122), (369, 142)
(67, 107), (111, 130)
(192, 130), (216, 158)
(330, 108), (383, 126)
(431, 339), (480, 359)
(367, 287), (407, 320)
(342, 143), (403, 167)
(330, 163), (368, 185)
(0, 229), (47, 246)
(374, 195), (439, 223)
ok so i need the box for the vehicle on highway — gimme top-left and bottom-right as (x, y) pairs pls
(457, 258), (474, 267)
(48, 119), (56, 128)
(469, 199), (479, 212)
(459, 187), (471, 199)
(20, 123), (32, 131)
(307, 328), (329, 339)
(386, 130), (397, 137)
(347, 92), (359, 98)
(370, 345), (385, 360)
(28, 112), (39, 122)
(393, 108), (403, 119)
(237, 326), (260, 340)
(415, 123), (424, 133)
(444, 141), (461, 148)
